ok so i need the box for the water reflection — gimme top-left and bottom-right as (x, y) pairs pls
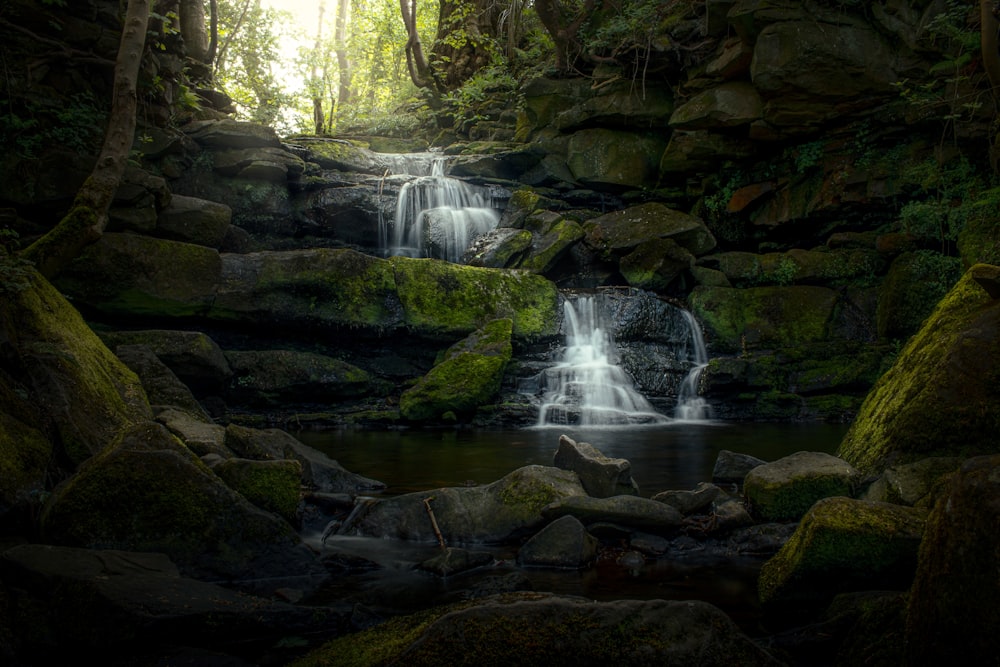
(296, 422), (848, 497)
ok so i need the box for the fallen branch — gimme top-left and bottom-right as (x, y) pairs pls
(423, 496), (447, 551)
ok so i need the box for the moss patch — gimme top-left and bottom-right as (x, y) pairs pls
(213, 458), (302, 523)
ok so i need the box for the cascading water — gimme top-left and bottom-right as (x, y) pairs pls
(535, 295), (670, 426)
(674, 310), (711, 421)
(379, 154), (500, 262)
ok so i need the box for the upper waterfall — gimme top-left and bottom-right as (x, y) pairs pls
(378, 153), (501, 263)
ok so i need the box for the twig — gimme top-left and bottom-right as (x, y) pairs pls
(423, 496), (447, 551)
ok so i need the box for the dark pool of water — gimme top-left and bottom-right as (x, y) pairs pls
(294, 422), (849, 633)
(296, 421), (849, 497)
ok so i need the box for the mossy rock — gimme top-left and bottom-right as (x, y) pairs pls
(744, 451), (860, 522)
(56, 233), (221, 319)
(689, 285), (840, 353)
(876, 250), (962, 340)
(620, 237), (695, 292)
(860, 457), (961, 508)
(213, 458), (302, 524)
(566, 129), (667, 190)
(100, 329), (232, 393)
(498, 187), (542, 228)
(584, 202), (716, 260)
(516, 220), (584, 274)
(838, 266), (1000, 474)
(400, 319), (513, 422)
(390, 258), (559, 340)
(40, 421), (322, 587)
(1, 271), (152, 466)
(290, 593), (777, 667)
(758, 497), (926, 609)
(905, 455), (1000, 664)
(225, 349), (373, 406)
(345, 465), (586, 544)
(0, 410), (52, 518)
(465, 228), (534, 268)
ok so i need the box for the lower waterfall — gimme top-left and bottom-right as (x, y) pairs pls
(674, 310), (711, 421)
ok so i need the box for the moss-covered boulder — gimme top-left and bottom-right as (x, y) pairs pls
(744, 451), (860, 522)
(540, 494), (685, 534)
(0, 411), (52, 522)
(290, 593), (778, 667)
(861, 457), (961, 508)
(1, 271), (151, 465)
(689, 285), (840, 353)
(114, 345), (211, 420)
(213, 458), (302, 524)
(516, 219), (585, 274)
(566, 129), (667, 190)
(584, 202), (716, 260)
(55, 233), (221, 318)
(619, 237), (694, 292)
(343, 465), (586, 543)
(876, 251), (962, 340)
(156, 407), (230, 458)
(99, 329), (232, 393)
(517, 515), (598, 568)
(40, 421), (325, 592)
(838, 266), (1000, 473)
(400, 319), (513, 422)
(758, 497), (926, 609)
(225, 349), (374, 407)
(464, 227), (534, 268)
(669, 81), (763, 130)
(905, 455), (1000, 664)
(154, 194), (232, 249)
(390, 258), (559, 339)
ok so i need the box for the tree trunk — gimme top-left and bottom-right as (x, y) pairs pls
(179, 0), (209, 63)
(431, 0), (502, 89)
(334, 0), (352, 107)
(312, 0), (327, 135)
(400, 0), (436, 90)
(982, 1), (1000, 97)
(22, 1), (151, 279)
(207, 0), (218, 64)
(533, 0), (598, 72)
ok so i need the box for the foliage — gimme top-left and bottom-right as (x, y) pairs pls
(0, 92), (105, 160)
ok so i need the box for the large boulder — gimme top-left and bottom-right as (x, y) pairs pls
(184, 118), (284, 149)
(113, 345), (211, 420)
(212, 458), (302, 524)
(566, 129), (667, 190)
(0, 411), (52, 525)
(99, 329), (232, 393)
(669, 81), (763, 130)
(905, 455), (1000, 664)
(758, 497), (926, 609)
(400, 319), (513, 422)
(225, 349), (375, 406)
(517, 514), (599, 569)
(342, 465), (587, 543)
(293, 594), (779, 666)
(40, 421), (326, 593)
(154, 194), (232, 249)
(1, 271), (151, 465)
(583, 202), (717, 259)
(838, 266), (1000, 473)
(743, 451), (860, 522)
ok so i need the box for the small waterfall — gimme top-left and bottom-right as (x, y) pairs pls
(674, 310), (711, 421)
(536, 295), (670, 426)
(379, 154), (500, 263)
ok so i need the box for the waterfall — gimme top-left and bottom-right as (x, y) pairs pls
(536, 295), (670, 426)
(379, 154), (500, 263)
(674, 310), (711, 421)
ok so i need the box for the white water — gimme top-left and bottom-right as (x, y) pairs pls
(674, 310), (711, 421)
(536, 296), (670, 426)
(379, 155), (500, 263)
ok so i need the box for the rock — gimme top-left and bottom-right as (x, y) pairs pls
(876, 251), (962, 340)
(155, 407), (229, 458)
(710, 497), (755, 532)
(652, 482), (723, 515)
(100, 329), (232, 393)
(184, 118), (283, 149)
(464, 227), (533, 268)
(689, 285), (841, 353)
(669, 81), (763, 130)
(0, 411), (51, 524)
(343, 465), (586, 544)
(758, 497), (926, 609)
(155, 194), (232, 249)
(744, 451), (860, 522)
(542, 494), (684, 534)
(447, 148), (543, 180)
(727, 523), (797, 557)
(566, 129), (667, 190)
(114, 344), (210, 420)
(417, 547), (495, 577)
(2, 271), (151, 466)
(584, 202), (717, 260)
(40, 421), (326, 594)
(55, 233), (222, 320)
(0, 544), (348, 657)
(225, 349), (375, 406)
(619, 237), (694, 292)
(552, 435), (638, 498)
(295, 137), (385, 174)
(970, 263), (1000, 298)
(838, 266), (1000, 473)
(517, 515), (598, 569)
(516, 219), (585, 274)
(659, 130), (755, 172)
(400, 319), (513, 421)
(905, 455), (1000, 664)
(861, 457), (961, 507)
(712, 450), (767, 484)
(293, 594), (781, 666)
(223, 424), (385, 494)
(211, 146), (305, 182)
(213, 458), (303, 523)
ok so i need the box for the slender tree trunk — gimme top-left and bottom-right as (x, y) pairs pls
(312, 0), (327, 134)
(207, 0), (218, 64)
(22, 0), (151, 279)
(533, 0), (598, 72)
(179, 0), (209, 62)
(215, 0), (254, 72)
(400, 0), (436, 90)
(982, 1), (1000, 96)
(334, 0), (352, 106)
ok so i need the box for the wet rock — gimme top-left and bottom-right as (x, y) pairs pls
(744, 451), (860, 522)
(214, 458), (302, 523)
(712, 450), (767, 485)
(293, 593), (781, 666)
(418, 547), (495, 577)
(552, 435), (639, 498)
(516, 219), (585, 274)
(542, 494), (684, 534)
(653, 482), (723, 515)
(876, 251), (962, 340)
(619, 237), (694, 292)
(710, 497), (755, 533)
(758, 497), (926, 610)
(464, 227), (533, 268)
(584, 202), (716, 259)
(211, 146), (305, 182)
(517, 515), (598, 569)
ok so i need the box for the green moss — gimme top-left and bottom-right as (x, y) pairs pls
(20, 205), (97, 278)
(758, 497), (926, 606)
(213, 458), (302, 523)
(0, 411), (53, 509)
(876, 251), (962, 340)
(839, 266), (1000, 473)
(517, 220), (585, 274)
